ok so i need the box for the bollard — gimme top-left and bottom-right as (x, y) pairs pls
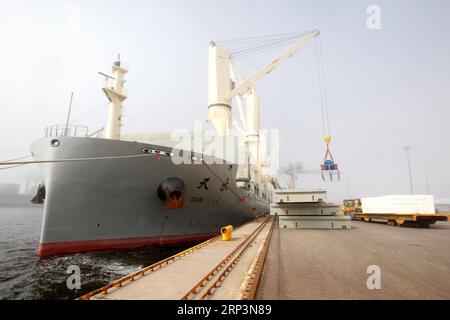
(221, 225), (233, 241)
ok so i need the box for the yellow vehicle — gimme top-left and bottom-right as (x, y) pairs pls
(342, 199), (362, 217)
(342, 198), (449, 227)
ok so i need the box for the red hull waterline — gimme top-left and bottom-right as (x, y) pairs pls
(38, 232), (218, 258)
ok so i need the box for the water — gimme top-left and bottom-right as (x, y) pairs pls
(0, 206), (195, 300)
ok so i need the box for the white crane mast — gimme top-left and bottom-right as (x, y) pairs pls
(207, 29), (319, 137)
(207, 42), (233, 136)
(207, 29), (320, 193)
(246, 88), (260, 167)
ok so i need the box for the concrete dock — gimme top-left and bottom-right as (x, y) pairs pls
(83, 217), (273, 300)
(81, 217), (450, 300)
(256, 220), (450, 299)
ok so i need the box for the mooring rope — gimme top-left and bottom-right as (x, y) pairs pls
(0, 149), (258, 211)
(0, 164), (27, 171)
(1, 155), (32, 163)
(0, 153), (162, 166)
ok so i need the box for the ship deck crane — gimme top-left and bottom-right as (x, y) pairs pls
(224, 29), (320, 100)
(208, 29), (340, 191)
(208, 29), (320, 137)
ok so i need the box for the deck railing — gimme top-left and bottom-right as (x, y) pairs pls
(44, 125), (89, 138)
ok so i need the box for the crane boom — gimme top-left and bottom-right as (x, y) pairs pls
(225, 29), (320, 100)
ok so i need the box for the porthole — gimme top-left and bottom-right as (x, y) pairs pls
(50, 139), (60, 147)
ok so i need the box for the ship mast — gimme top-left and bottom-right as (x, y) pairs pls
(102, 55), (128, 140)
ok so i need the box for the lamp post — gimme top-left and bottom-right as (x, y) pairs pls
(424, 161), (430, 195)
(403, 146), (413, 195)
(347, 174), (351, 198)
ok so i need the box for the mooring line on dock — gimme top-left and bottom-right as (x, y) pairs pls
(181, 216), (273, 300)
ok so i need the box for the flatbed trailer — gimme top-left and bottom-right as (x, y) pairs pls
(353, 213), (450, 228)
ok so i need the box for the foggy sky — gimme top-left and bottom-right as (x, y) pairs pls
(0, 0), (449, 202)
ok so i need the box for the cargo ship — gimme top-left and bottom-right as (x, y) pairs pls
(30, 51), (270, 257)
(31, 31), (321, 257)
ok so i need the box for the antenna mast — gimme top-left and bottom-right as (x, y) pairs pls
(64, 91), (74, 136)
